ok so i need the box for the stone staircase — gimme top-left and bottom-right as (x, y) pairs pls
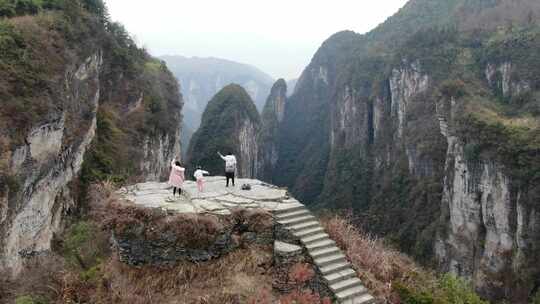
(274, 204), (376, 304)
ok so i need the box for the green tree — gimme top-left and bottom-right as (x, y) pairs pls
(14, 0), (40, 15)
(81, 0), (107, 21)
(0, 0), (16, 17)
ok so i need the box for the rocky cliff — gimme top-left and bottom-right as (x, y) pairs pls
(0, 1), (182, 277)
(272, 0), (540, 302)
(187, 84), (260, 178)
(256, 79), (288, 182)
(0, 51), (102, 276)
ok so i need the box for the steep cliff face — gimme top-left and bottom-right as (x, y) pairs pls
(272, 0), (540, 301)
(187, 84), (260, 178)
(0, 52), (102, 275)
(0, 3), (183, 277)
(274, 31), (363, 203)
(140, 131), (181, 181)
(434, 61), (540, 301)
(256, 79), (287, 181)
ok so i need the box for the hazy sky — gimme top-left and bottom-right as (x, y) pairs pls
(105, 0), (409, 79)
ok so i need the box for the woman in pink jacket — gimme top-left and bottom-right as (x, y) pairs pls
(168, 157), (185, 199)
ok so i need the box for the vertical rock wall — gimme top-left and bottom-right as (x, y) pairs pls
(434, 74), (540, 301)
(238, 119), (259, 178)
(0, 53), (102, 275)
(141, 130), (182, 181)
(275, 27), (540, 300)
(257, 79), (288, 181)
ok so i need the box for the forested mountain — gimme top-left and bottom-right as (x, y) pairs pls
(187, 84), (261, 178)
(160, 55), (273, 153)
(263, 0), (540, 302)
(0, 0), (182, 276)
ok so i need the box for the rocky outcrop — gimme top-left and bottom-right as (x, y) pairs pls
(0, 52), (102, 275)
(434, 98), (540, 301)
(0, 7), (184, 279)
(141, 130), (182, 181)
(117, 178), (370, 302)
(485, 62), (531, 100)
(238, 119), (260, 178)
(257, 79), (288, 181)
(111, 209), (273, 266)
(389, 61), (429, 139)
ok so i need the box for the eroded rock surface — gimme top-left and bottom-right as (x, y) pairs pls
(117, 176), (296, 215)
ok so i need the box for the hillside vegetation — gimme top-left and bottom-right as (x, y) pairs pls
(0, 0), (182, 194)
(273, 0), (540, 301)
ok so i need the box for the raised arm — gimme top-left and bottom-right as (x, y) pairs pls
(217, 152), (226, 161)
(202, 170), (209, 175)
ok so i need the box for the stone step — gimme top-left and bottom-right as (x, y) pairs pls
(294, 226), (325, 238)
(324, 268), (357, 285)
(336, 285), (370, 302)
(278, 214), (316, 226)
(301, 233), (330, 245)
(340, 292), (375, 304)
(310, 246), (341, 259)
(314, 253), (347, 268)
(274, 205), (306, 215)
(289, 221), (320, 232)
(275, 209), (310, 220)
(330, 277), (363, 294)
(305, 239), (336, 251)
(320, 261), (351, 275)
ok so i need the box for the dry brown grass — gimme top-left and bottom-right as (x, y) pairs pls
(87, 184), (227, 249)
(321, 215), (436, 301)
(4, 183), (300, 304)
(40, 183), (275, 303)
(1, 254), (66, 303)
(1, 184), (341, 304)
(60, 245), (274, 304)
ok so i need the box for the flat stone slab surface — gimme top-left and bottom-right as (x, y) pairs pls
(117, 176), (290, 215)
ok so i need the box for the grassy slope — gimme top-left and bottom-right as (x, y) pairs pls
(322, 215), (488, 304)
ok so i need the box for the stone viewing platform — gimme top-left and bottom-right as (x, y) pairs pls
(117, 176), (300, 215)
(117, 176), (375, 304)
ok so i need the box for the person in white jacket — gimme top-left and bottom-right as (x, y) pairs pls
(218, 151), (237, 187)
(193, 166), (210, 192)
